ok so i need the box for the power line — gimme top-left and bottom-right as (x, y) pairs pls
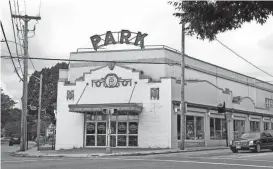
(216, 38), (273, 78)
(0, 55), (181, 66)
(0, 22), (23, 81)
(9, 0), (23, 75)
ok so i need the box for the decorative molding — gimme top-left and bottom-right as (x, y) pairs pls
(91, 73), (132, 88)
(150, 88), (159, 100)
(67, 90), (74, 100)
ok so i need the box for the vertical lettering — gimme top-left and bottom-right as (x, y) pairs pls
(104, 31), (116, 46)
(134, 32), (148, 48)
(120, 30), (131, 44)
(90, 35), (101, 51)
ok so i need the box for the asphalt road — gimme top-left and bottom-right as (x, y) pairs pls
(1, 145), (273, 169)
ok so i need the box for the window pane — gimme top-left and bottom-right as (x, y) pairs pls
(86, 135), (95, 146)
(96, 114), (107, 121)
(196, 117), (204, 140)
(129, 122), (138, 134)
(250, 121), (260, 132)
(111, 122), (116, 134)
(215, 118), (221, 140)
(86, 122), (96, 134)
(129, 136), (138, 146)
(86, 114), (96, 121)
(233, 120), (245, 139)
(177, 114), (181, 140)
(128, 115), (139, 120)
(210, 118), (215, 139)
(118, 122), (127, 134)
(264, 122), (269, 130)
(97, 135), (106, 146)
(110, 135), (116, 147)
(97, 122), (106, 134)
(118, 115), (127, 121)
(186, 116), (195, 140)
(111, 114), (117, 121)
(221, 119), (227, 139)
(117, 135), (126, 146)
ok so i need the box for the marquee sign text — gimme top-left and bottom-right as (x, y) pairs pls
(90, 30), (148, 51)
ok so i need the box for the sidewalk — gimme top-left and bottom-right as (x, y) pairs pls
(12, 146), (229, 158)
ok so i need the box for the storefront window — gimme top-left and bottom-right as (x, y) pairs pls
(117, 135), (126, 146)
(233, 120), (245, 139)
(85, 112), (138, 147)
(264, 122), (269, 130)
(250, 121), (260, 132)
(118, 122), (127, 134)
(185, 116), (204, 140)
(210, 118), (226, 140)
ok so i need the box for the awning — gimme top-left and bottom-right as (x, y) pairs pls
(68, 103), (143, 114)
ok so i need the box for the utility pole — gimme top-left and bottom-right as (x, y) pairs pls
(37, 74), (43, 151)
(12, 14), (41, 151)
(180, 10), (186, 150)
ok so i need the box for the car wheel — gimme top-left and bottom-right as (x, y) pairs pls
(9, 142), (13, 146)
(232, 149), (238, 153)
(255, 143), (261, 153)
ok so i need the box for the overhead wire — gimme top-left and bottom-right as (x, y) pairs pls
(0, 22), (23, 81)
(9, 0), (23, 75)
(216, 38), (273, 78)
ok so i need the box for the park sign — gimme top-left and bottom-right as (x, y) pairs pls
(90, 30), (148, 51)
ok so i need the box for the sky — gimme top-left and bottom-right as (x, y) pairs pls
(1, 0), (273, 108)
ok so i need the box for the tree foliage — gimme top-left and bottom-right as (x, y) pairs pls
(27, 62), (68, 125)
(169, 1), (273, 40)
(1, 88), (17, 129)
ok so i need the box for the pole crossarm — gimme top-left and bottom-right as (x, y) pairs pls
(11, 14), (41, 21)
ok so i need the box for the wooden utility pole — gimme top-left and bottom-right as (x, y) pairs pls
(11, 14), (41, 151)
(37, 74), (43, 151)
(180, 13), (186, 150)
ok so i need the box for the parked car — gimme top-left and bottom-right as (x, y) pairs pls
(9, 134), (21, 146)
(229, 130), (273, 153)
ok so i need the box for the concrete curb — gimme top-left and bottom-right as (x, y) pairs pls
(11, 147), (229, 158)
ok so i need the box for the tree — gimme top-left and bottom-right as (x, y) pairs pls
(4, 108), (22, 136)
(1, 88), (17, 129)
(169, 1), (273, 40)
(27, 62), (68, 126)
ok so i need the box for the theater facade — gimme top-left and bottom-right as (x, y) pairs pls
(55, 32), (273, 150)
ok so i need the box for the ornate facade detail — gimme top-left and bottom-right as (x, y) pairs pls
(91, 73), (132, 88)
(150, 88), (159, 100)
(67, 90), (74, 100)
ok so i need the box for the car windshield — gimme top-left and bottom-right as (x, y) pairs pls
(240, 132), (260, 139)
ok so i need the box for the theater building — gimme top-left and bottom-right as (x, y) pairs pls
(55, 32), (273, 150)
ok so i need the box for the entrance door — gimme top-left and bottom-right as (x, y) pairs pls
(86, 121), (106, 147)
(96, 122), (106, 146)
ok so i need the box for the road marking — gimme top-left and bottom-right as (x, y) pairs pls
(237, 152), (273, 159)
(92, 157), (273, 168)
(182, 156), (273, 163)
(1, 159), (64, 163)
